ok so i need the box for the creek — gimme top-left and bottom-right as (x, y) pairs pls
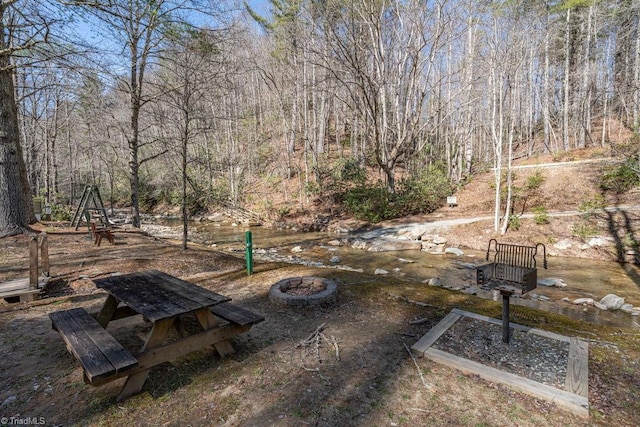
(143, 219), (640, 329)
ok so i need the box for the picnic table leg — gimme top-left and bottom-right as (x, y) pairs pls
(174, 316), (188, 338)
(95, 295), (119, 328)
(118, 317), (175, 401)
(194, 308), (235, 357)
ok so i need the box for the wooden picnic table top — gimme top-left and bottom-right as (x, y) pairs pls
(92, 270), (230, 322)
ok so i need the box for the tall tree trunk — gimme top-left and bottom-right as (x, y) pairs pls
(634, 3), (640, 132)
(563, 8), (571, 151)
(0, 16), (35, 235)
(181, 114), (188, 250)
(543, 9), (552, 153)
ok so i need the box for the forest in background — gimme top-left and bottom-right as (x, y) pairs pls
(7, 0), (640, 232)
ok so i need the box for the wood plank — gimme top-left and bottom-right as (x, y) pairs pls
(528, 328), (571, 343)
(0, 285), (42, 300)
(154, 270), (230, 306)
(93, 270), (230, 322)
(29, 236), (38, 286)
(91, 323), (249, 388)
(211, 303), (265, 327)
(39, 233), (49, 276)
(195, 308), (235, 357)
(0, 277), (48, 292)
(140, 322), (247, 369)
(566, 337), (589, 397)
(71, 308), (138, 374)
(0, 278), (31, 293)
(425, 347), (589, 417)
(117, 317), (174, 400)
(50, 309), (116, 382)
(96, 274), (178, 321)
(411, 311), (461, 357)
(126, 273), (202, 316)
(95, 294), (120, 328)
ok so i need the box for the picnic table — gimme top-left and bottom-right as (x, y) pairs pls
(50, 270), (264, 400)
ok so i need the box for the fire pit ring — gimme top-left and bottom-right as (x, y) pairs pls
(269, 277), (338, 307)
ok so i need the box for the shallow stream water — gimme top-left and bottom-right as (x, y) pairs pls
(147, 220), (640, 329)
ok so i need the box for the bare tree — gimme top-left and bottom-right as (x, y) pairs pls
(319, 0), (452, 192)
(156, 28), (229, 249)
(66, 0), (216, 227)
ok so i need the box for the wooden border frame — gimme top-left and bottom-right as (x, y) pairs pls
(411, 308), (589, 417)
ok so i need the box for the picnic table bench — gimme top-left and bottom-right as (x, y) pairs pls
(50, 307), (138, 383)
(475, 239), (547, 343)
(90, 221), (114, 246)
(50, 270), (264, 400)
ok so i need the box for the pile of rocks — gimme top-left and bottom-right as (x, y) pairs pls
(563, 293), (640, 315)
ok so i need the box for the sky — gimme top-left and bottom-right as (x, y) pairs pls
(61, 0), (273, 76)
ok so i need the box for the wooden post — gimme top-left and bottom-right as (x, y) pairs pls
(29, 236), (38, 287)
(39, 233), (49, 277)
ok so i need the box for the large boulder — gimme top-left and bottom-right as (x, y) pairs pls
(396, 226), (428, 240)
(553, 239), (573, 250)
(445, 247), (464, 256)
(595, 294), (625, 311)
(588, 237), (613, 247)
(538, 278), (568, 288)
(368, 239), (422, 252)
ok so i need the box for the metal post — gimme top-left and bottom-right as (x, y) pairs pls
(501, 291), (510, 344)
(245, 231), (253, 276)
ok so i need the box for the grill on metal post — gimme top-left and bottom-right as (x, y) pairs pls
(476, 240), (547, 343)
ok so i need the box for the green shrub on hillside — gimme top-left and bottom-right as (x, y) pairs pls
(525, 170), (545, 191)
(508, 215), (521, 231)
(578, 194), (606, 218)
(400, 163), (453, 213)
(334, 158), (366, 185)
(343, 164), (452, 223)
(343, 184), (393, 223)
(533, 206), (549, 224)
(51, 205), (73, 221)
(572, 221), (599, 240)
(600, 156), (640, 194)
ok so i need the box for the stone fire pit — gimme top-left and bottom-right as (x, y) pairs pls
(269, 277), (338, 306)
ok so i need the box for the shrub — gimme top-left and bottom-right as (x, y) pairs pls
(572, 221), (599, 240)
(600, 156), (640, 194)
(334, 158), (366, 185)
(343, 163), (452, 223)
(508, 214), (521, 231)
(51, 205), (73, 222)
(525, 170), (545, 192)
(343, 184), (393, 223)
(578, 194), (606, 219)
(398, 163), (453, 215)
(533, 206), (549, 225)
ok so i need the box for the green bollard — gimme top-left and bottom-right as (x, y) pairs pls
(245, 231), (253, 276)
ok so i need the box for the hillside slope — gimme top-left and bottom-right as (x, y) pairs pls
(386, 149), (640, 262)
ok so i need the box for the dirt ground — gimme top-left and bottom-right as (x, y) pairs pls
(1, 227), (639, 426)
